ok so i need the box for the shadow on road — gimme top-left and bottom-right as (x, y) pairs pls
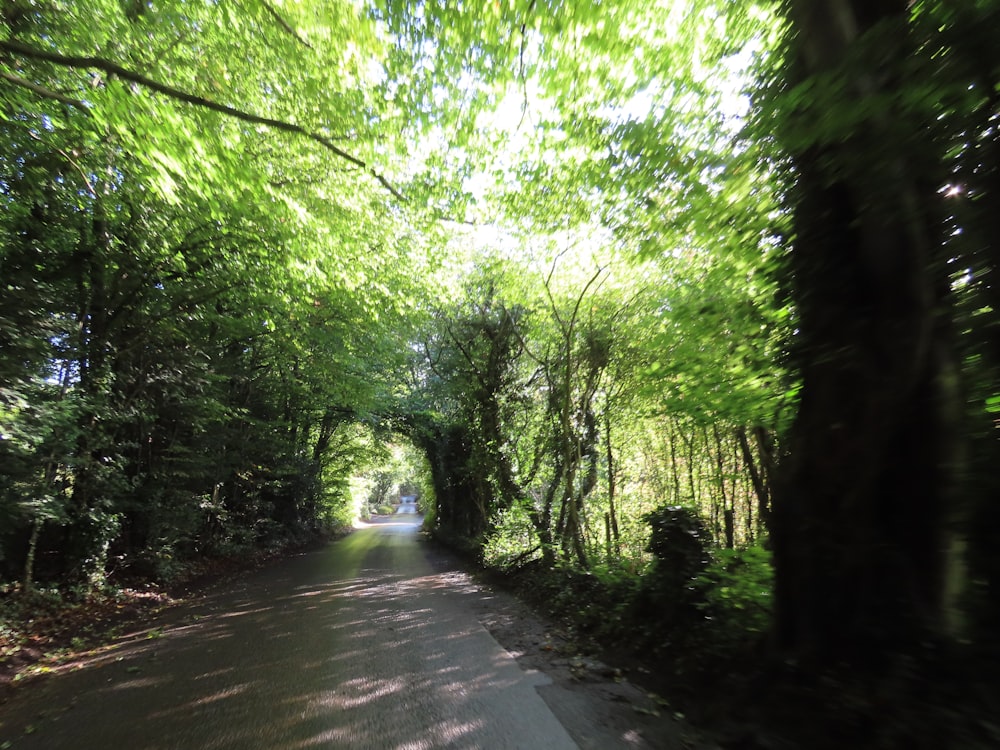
(0, 520), (575, 749)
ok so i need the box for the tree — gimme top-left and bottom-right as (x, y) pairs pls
(0, 0), (431, 586)
(924, 1), (1000, 648)
(769, 0), (963, 659)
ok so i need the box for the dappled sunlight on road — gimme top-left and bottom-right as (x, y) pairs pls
(0, 523), (576, 749)
(353, 511), (423, 530)
(354, 519), (425, 528)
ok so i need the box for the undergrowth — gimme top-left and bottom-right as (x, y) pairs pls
(475, 510), (998, 750)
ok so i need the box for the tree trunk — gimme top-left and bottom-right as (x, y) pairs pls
(713, 424), (734, 549)
(772, 0), (962, 660)
(666, 417), (682, 505)
(22, 519), (41, 593)
(736, 426), (769, 539)
(604, 409), (620, 552)
(680, 426), (699, 508)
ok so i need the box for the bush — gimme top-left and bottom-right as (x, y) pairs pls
(480, 506), (774, 679)
(420, 500), (436, 531)
(639, 506), (711, 619)
(482, 504), (540, 569)
(694, 545), (773, 641)
(644, 505), (711, 578)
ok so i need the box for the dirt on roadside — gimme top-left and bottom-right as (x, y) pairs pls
(0, 535), (342, 702)
(474, 585), (718, 750)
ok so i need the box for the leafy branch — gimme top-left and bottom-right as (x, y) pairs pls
(256, 0), (314, 50)
(0, 38), (405, 201)
(0, 69), (87, 108)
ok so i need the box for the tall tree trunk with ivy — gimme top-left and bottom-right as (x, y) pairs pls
(771, 0), (963, 660)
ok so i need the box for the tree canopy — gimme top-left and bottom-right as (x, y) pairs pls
(3, 1), (999, 742)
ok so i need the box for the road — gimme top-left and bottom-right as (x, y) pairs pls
(0, 515), (580, 749)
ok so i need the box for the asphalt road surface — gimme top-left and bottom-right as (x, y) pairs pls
(0, 515), (582, 749)
(0, 513), (707, 749)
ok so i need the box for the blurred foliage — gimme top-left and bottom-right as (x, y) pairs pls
(0, 0), (428, 589)
(694, 546), (773, 642)
(1, 1), (997, 742)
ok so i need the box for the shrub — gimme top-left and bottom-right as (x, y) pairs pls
(644, 505), (711, 576)
(694, 545), (774, 642)
(640, 505), (712, 616)
(482, 505), (539, 569)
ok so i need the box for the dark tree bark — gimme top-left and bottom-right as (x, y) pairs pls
(604, 409), (620, 553)
(771, 0), (963, 660)
(928, 4), (1000, 646)
(666, 418), (683, 504)
(713, 424), (735, 549)
(736, 426), (770, 540)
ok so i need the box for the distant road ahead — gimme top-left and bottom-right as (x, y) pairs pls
(0, 517), (578, 749)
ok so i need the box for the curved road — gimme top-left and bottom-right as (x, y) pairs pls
(0, 516), (580, 749)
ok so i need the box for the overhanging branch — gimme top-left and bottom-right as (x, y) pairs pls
(0, 69), (87, 108)
(1, 38), (405, 201)
(258, 0), (314, 50)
